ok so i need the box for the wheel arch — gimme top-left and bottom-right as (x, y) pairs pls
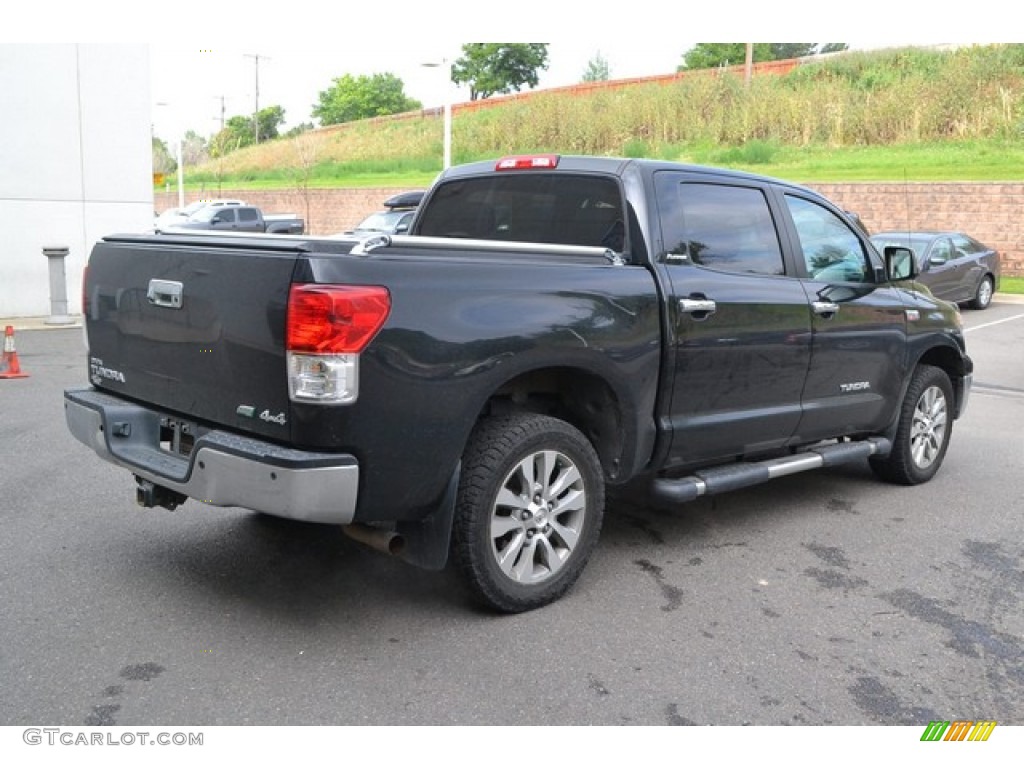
(473, 364), (646, 484)
(912, 343), (971, 418)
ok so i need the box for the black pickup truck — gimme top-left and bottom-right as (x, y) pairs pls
(65, 154), (973, 612)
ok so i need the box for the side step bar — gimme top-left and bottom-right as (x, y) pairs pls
(649, 437), (892, 505)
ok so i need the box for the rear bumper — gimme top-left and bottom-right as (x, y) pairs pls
(64, 388), (359, 524)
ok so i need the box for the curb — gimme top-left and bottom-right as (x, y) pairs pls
(1, 316), (83, 331)
(993, 292), (1024, 305)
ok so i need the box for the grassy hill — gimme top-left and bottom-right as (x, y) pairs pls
(183, 45), (1024, 190)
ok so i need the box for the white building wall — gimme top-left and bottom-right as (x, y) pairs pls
(0, 44), (153, 318)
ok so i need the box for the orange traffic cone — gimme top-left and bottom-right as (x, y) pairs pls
(0, 325), (29, 379)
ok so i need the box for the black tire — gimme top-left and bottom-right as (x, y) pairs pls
(869, 365), (954, 485)
(450, 413), (605, 613)
(969, 275), (994, 310)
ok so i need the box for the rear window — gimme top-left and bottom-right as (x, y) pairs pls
(416, 173), (625, 251)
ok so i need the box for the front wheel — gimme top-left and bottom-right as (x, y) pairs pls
(450, 413), (605, 613)
(870, 365), (954, 485)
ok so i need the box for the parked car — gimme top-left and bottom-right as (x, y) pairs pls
(154, 199), (246, 230)
(343, 190), (425, 237)
(165, 205), (304, 235)
(870, 231), (1000, 309)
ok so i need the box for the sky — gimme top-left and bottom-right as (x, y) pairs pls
(147, 42), (696, 139)
(5, 0), (1002, 142)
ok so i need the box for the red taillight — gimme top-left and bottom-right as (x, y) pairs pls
(496, 154), (560, 170)
(286, 284), (391, 354)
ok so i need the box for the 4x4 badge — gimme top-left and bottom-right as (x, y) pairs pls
(260, 409), (286, 425)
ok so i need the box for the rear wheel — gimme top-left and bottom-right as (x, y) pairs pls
(969, 275), (994, 310)
(870, 365), (953, 485)
(450, 413), (605, 613)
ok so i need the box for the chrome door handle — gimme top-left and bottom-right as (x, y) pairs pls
(812, 301), (839, 318)
(679, 299), (717, 315)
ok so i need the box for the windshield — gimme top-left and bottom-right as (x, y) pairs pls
(354, 210), (409, 232)
(870, 234), (933, 261)
(182, 202), (208, 217)
(190, 207), (223, 222)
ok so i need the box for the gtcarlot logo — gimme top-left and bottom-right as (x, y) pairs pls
(23, 728), (203, 747)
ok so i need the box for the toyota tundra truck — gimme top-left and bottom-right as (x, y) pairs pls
(64, 154), (973, 612)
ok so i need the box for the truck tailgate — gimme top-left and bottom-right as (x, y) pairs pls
(84, 233), (305, 442)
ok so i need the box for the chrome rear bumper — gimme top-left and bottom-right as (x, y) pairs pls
(64, 388), (359, 524)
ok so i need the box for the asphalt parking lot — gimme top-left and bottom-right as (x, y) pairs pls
(1, 300), (1022, 728)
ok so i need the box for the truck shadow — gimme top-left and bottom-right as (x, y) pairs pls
(114, 463), (882, 622)
(117, 510), (470, 621)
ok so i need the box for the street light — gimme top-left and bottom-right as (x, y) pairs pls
(421, 60), (452, 170)
(155, 102), (185, 208)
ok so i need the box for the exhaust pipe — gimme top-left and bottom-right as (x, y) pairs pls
(342, 524), (405, 557)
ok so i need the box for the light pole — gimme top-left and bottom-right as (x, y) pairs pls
(175, 137), (184, 208)
(421, 60), (452, 170)
(155, 102), (185, 208)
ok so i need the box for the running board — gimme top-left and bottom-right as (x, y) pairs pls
(649, 437), (892, 505)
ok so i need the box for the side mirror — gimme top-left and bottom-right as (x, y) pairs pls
(885, 246), (917, 281)
(929, 254), (948, 266)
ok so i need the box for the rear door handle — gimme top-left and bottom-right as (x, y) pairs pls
(679, 298), (717, 316)
(812, 301), (839, 318)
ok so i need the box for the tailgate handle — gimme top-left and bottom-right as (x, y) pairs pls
(147, 279), (183, 309)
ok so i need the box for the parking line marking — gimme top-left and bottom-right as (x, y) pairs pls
(964, 313), (1024, 333)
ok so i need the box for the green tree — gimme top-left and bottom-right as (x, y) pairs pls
(181, 129), (209, 166)
(210, 106), (286, 152)
(285, 122), (315, 138)
(769, 44), (817, 60)
(770, 43), (848, 59)
(680, 43), (774, 70)
(255, 105), (285, 142)
(582, 52), (610, 83)
(451, 44), (550, 100)
(312, 73), (421, 126)
(680, 43), (849, 71)
(152, 137), (175, 174)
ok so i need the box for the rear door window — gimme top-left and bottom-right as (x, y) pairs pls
(658, 181), (785, 276)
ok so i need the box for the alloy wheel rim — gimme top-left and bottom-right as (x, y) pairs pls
(490, 450), (587, 584)
(910, 385), (948, 469)
(978, 279), (993, 307)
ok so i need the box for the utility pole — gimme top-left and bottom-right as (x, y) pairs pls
(213, 95), (226, 133)
(243, 53), (269, 143)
